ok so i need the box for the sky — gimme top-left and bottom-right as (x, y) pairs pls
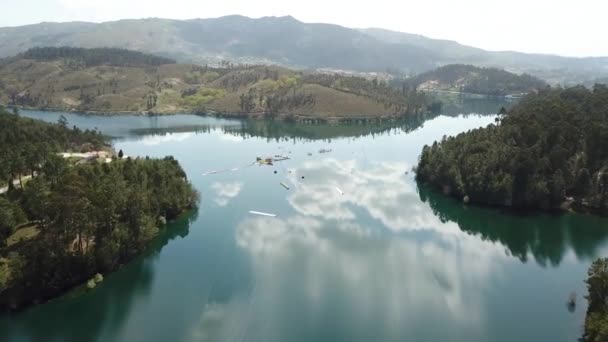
(1, 0), (606, 57)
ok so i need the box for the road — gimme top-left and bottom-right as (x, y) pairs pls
(0, 175), (33, 194)
(0, 151), (112, 195)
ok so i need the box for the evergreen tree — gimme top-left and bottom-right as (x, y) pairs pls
(416, 85), (608, 212)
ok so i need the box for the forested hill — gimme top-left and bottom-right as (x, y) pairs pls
(0, 109), (197, 311)
(0, 48), (437, 119)
(13, 47), (176, 67)
(409, 64), (547, 96)
(416, 85), (608, 213)
(0, 111), (107, 185)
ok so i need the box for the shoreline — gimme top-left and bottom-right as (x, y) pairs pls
(5, 105), (426, 123)
(0, 209), (195, 314)
(418, 182), (608, 217)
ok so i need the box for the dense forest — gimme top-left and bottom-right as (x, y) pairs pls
(406, 64), (547, 96)
(0, 110), (107, 188)
(416, 85), (608, 212)
(0, 109), (197, 311)
(13, 47), (176, 68)
(584, 258), (608, 342)
(0, 47), (438, 118)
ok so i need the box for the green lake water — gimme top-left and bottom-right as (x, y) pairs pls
(2, 98), (608, 341)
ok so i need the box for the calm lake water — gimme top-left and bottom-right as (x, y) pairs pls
(2, 98), (608, 342)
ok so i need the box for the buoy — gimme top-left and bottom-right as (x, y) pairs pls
(568, 292), (577, 305)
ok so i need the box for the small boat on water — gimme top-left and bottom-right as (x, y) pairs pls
(256, 155), (290, 165)
(249, 211), (277, 217)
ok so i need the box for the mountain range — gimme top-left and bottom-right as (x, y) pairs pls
(0, 15), (607, 84)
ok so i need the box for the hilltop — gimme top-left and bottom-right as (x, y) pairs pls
(408, 64), (547, 96)
(0, 16), (607, 83)
(0, 47), (435, 120)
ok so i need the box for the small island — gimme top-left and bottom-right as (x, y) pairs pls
(0, 108), (197, 311)
(416, 85), (608, 213)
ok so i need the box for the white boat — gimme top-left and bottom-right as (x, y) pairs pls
(249, 211), (277, 217)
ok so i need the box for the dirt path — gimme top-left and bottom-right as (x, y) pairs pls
(0, 175), (33, 195)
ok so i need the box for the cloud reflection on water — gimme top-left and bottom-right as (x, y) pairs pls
(189, 160), (512, 341)
(211, 182), (244, 207)
(228, 213), (506, 341)
(287, 158), (453, 233)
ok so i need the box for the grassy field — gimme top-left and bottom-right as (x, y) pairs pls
(6, 224), (39, 247)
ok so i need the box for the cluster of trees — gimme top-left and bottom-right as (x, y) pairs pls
(18, 47), (176, 68)
(263, 92), (316, 115)
(583, 258), (608, 341)
(0, 112), (106, 191)
(218, 69), (266, 91)
(239, 90), (257, 112)
(407, 64), (547, 96)
(416, 85), (608, 212)
(0, 110), (197, 311)
(145, 91), (158, 110)
(9, 90), (44, 107)
(236, 81), (314, 115)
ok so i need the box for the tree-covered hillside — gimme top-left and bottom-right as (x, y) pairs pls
(0, 109), (197, 311)
(408, 64), (547, 96)
(583, 258), (608, 342)
(416, 85), (608, 212)
(15, 47), (176, 67)
(0, 109), (107, 190)
(0, 48), (437, 119)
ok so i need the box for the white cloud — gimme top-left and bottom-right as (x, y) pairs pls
(141, 132), (194, 146)
(211, 181), (243, 207)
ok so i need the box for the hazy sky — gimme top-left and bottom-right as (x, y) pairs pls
(2, 0), (607, 57)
